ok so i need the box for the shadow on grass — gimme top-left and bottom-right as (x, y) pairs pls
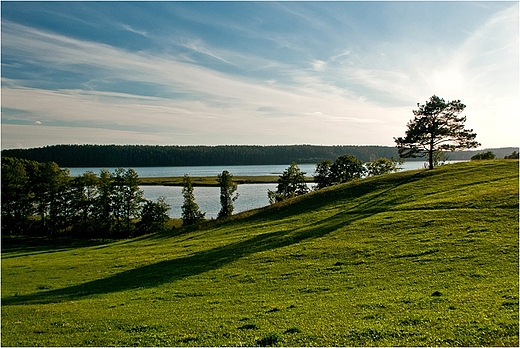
(1, 237), (115, 259)
(2, 170), (427, 306)
(2, 209), (370, 306)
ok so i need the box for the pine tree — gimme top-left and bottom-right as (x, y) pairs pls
(395, 95), (480, 169)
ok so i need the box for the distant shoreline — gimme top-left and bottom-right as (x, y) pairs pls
(5, 144), (516, 168)
(139, 175), (315, 187)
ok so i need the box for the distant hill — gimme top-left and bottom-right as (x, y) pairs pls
(1, 144), (517, 167)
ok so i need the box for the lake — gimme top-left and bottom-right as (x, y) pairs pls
(66, 161), (462, 218)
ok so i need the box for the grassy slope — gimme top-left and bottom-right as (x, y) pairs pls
(2, 160), (518, 346)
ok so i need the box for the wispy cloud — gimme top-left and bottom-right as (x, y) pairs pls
(119, 23), (148, 37)
(1, 2), (518, 149)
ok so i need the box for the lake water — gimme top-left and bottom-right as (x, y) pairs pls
(66, 161), (463, 218)
(67, 163), (319, 178)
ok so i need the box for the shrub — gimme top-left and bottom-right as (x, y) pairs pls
(471, 151), (495, 160)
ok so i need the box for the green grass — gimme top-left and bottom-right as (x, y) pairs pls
(2, 160), (518, 346)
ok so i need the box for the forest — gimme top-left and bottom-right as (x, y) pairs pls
(1, 145), (401, 167)
(2, 144), (517, 168)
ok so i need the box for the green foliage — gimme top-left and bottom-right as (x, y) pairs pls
(26, 160), (71, 234)
(137, 197), (171, 236)
(1, 161), (518, 346)
(1, 157), (33, 235)
(95, 169), (115, 237)
(217, 170), (238, 219)
(268, 162), (310, 203)
(111, 168), (144, 238)
(1, 158), (168, 238)
(471, 151), (496, 160)
(315, 155), (399, 190)
(330, 154), (366, 183)
(395, 95), (480, 169)
(313, 154), (366, 189)
(1, 144), (401, 167)
(366, 157), (398, 176)
(313, 159), (334, 190)
(181, 175), (205, 225)
(504, 151), (519, 159)
(70, 171), (99, 236)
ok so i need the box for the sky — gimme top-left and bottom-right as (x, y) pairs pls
(1, 1), (518, 150)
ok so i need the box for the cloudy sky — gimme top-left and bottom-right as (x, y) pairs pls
(1, 1), (518, 150)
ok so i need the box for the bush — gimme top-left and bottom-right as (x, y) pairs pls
(471, 151), (495, 160)
(366, 157), (398, 176)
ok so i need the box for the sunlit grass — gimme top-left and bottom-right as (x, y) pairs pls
(2, 160), (518, 346)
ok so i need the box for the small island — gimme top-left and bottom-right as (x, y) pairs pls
(139, 175), (315, 187)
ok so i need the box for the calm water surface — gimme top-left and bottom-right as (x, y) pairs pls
(141, 183), (282, 219)
(67, 164), (318, 178)
(66, 161), (463, 218)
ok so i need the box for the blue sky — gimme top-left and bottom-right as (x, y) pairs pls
(1, 1), (518, 149)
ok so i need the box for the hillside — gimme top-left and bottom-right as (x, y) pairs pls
(2, 160), (518, 346)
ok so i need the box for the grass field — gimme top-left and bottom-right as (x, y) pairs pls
(2, 160), (518, 346)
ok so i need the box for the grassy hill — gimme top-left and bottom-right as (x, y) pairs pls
(2, 160), (518, 346)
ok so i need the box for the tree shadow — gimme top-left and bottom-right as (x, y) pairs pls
(3, 171), (426, 306)
(2, 209), (369, 306)
(1, 237), (115, 259)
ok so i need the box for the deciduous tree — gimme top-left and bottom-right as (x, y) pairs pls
(313, 159), (334, 190)
(1, 158), (33, 235)
(138, 197), (171, 235)
(269, 162), (309, 203)
(70, 171), (99, 236)
(181, 175), (205, 225)
(330, 154), (366, 184)
(95, 169), (115, 238)
(217, 170), (238, 219)
(366, 158), (398, 176)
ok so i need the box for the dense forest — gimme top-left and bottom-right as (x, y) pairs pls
(2, 145), (517, 168)
(1, 145), (397, 167)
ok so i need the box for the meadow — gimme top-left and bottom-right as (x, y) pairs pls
(2, 160), (518, 346)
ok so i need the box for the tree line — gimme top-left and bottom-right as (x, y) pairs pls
(179, 156), (400, 223)
(267, 156), (399, 203)
(2, 144), (516, 168)
(2, 157), (170, 238)
(1, 145), (400, 167)
(2, 157), (247, 238)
